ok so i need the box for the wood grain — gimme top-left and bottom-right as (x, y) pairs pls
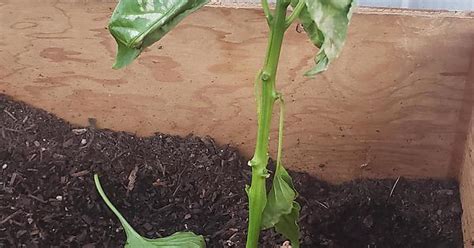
(460, 50), (474, 248)
(461, 125), (474, 247)
(1, 2), (474, 183)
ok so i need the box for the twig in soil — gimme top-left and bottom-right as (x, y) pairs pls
(389, 176), (401, 198)
(78, 118), (97, 150)
(300, 195), (329, 210)
(152, 178), (166, 187)
(28, 154), (37, 162)
(2, 127), (21, 133)
(28, 194), (48, 204)
(3, 109), (17, 121)
(155, 203), (174, 213)
(211, 228), (226, 238)
(172, 184), (181, 197)
(1, 127), (5, 139)
(39, 148), (45, 162)
(0, 210), (22, 225)
(111, 150), (129, 162)
(79, 131), (95, 150)
(23, 124), (36, 131)
(225, 232), (238, 246)
(126, 166), (139, 196)
(172, 166), (188, 196)
(9, 173), (18, 186)
(156, 161), (166, 176)
(315, 199), (329, 209)
(70, 170), (90, 177)
(72, 128), (87, 135)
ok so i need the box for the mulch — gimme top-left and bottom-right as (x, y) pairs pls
(0, 94), (463, 247)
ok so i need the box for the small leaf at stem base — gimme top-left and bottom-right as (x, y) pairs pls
(261, 166), (301, 248)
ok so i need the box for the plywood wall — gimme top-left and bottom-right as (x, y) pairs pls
(460, 58), (474, 247)
(1, 2), (474, 182)
(461, 126), (474, 247)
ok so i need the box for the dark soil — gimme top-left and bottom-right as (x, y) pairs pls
(0, 93), (463, 248)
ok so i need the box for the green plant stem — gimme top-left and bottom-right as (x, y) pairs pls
(285, 0), (305, 29)
(94, 174), (141, 239)
(246, 1), (289, 247)
(261, 0), (273, 25)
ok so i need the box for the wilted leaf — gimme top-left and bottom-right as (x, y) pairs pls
(94, 174), (206, 248)
(261, 166), (300, 248)
(274, 201), (300, 248)
(109, 0), (208, 69)
(292, 0), (355, 76)
(291, 0), (324, 48)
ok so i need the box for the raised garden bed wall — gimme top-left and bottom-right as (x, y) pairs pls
(1, 1), (474, 246)
(461, 84), (474, 247)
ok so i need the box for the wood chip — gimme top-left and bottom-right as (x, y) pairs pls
(9, 173), (17, 186)
(152, 178), (166, 187)
(0, 210), (22, 225)
(389, 176), (401, 198)
(126, 166), (139, 195)
(3, 109), (17, 121)
(28, 194), (48, 204)
(70, 170), (89, 177)
(72, 128), (87, 135)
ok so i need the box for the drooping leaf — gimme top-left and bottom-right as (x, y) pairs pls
(292, 0), (356, 76)
(275, 201), (301, 248)
(261, 166), (300, 248)
(94, 174), (206, 248)
(291, 0), (324, 48)
(108, 0), (208, 69)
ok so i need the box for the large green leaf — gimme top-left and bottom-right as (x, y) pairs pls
(292, 0), (355, 76)
(94, 174), (206, 248)
(108, 0), (208, 69)
(261, 166), (300, 248)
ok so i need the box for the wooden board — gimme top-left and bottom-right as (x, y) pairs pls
(460, 51), (474, 247)
(1, 2), (474, 183)
(461, 125), (474, 247)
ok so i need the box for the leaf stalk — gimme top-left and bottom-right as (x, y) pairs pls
(285, 0), (305, 29)
(261, 0), (273, 25)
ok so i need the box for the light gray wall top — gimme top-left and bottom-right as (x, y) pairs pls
(209, 0), (474, 11)
(358, 0), (474, 11)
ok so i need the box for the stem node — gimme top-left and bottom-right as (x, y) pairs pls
(260, 168), (271, 178)
(261, 71), (271, 81)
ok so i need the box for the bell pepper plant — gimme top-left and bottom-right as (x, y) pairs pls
(94, 0), (355, 247)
